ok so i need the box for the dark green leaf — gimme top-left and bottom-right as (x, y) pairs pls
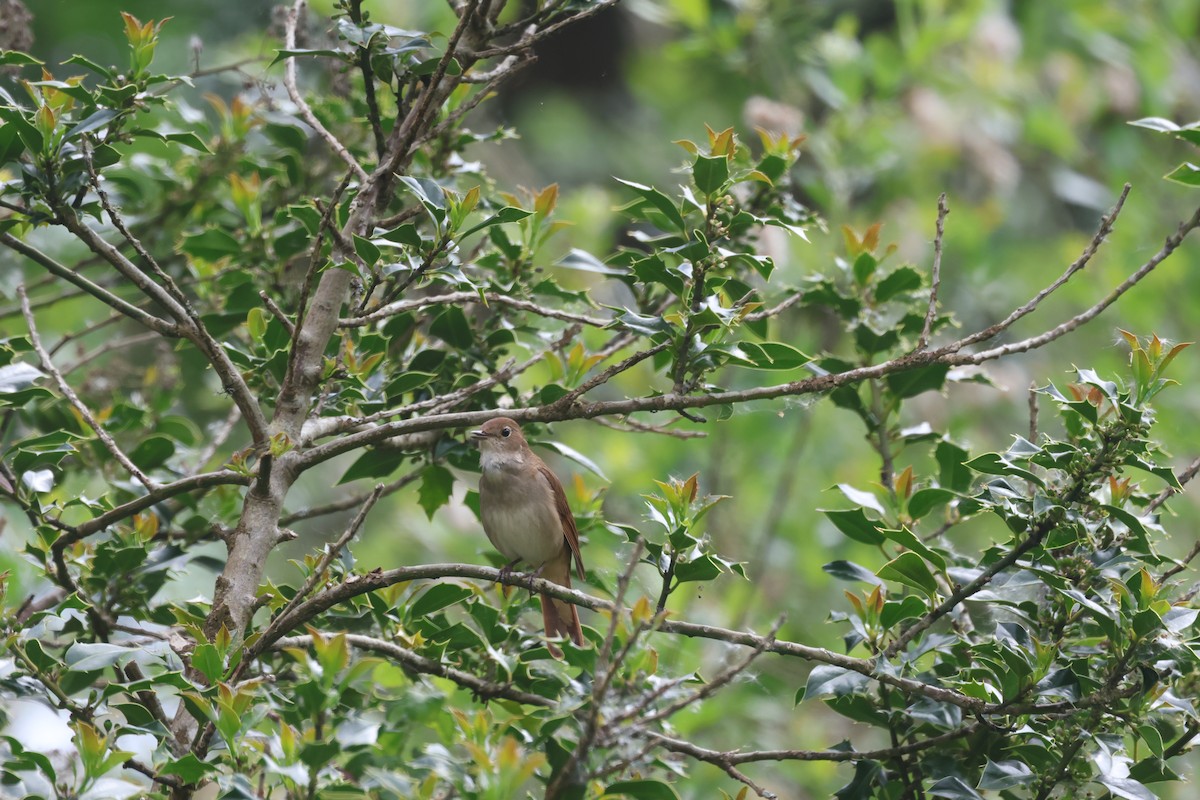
(875, 266), (923, 302)
(615, 178), (686, 232)
(880, 527), (946, 570)
(936, 441), (973, 492)
(557, 247), (625, 275)
(824, 508), (885, 546)
(804, 664), (869, 699)
(338, 449), (403, 484)
(159, 754), (215, 783)
(928, 776), (983, 800)
(409, 583), (473, 618)
(604, 780), (681, 800)
(908, 487), (955, 520)
(418, 464), (454, 519)
(877, 552), (938, 597)
(734, 341), (812, 370)
(430, 306), (474, 348)
(886, 364), (949, 398)
(459, 206), (531, 239)
(191, 643), (224, 683)
(880, 595), (927, 629)
(692, 154), (729, 195)
(823, 560), (884, 586)
(1166, 162), (1200, 187)
(181, 228), (241, 260)
(979, 759), (1034, 790)
(130, 435), (175, 471)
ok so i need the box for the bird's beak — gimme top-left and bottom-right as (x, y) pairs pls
(470, 429), (488, 441)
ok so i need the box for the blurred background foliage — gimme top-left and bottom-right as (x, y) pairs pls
(7, 0), (1200, 796)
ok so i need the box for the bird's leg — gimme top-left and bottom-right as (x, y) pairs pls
(497, 558), (522, 581)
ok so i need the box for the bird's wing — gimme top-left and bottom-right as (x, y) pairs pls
(537, 463), (585, 580)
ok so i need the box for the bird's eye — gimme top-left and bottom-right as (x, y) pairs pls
(501, 427), (511, 438)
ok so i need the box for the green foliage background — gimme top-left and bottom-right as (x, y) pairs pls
(5, 0), (1200, 797)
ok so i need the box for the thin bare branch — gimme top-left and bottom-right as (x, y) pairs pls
(190, 405), (243, 474)
(280, 468), (420, 525)
(61, 332), (160, 376)
(259, 290), (296, 336)
(474, 0), (619, 58)
(591, 415), (707, 439)
(267, 560), (1099, 717)
(1, 233), (180, 336)
(643, 722), (980, 766)
(271, 483), (385, 629)
(916, 192), (948, 350)
(20, 285), (157, 491)
(282, 0), (369, 183)
(274, 633), (553, 706)
(295, 199), (1200, 470)
(53, 206), (271, 445)
(1148, 455), (1200, 515)
(340, 290), (608, 328)
(551, 342), (671, 409)
(53, 470), (253, 549)
(959, 200), (1200, 364)
(952, 184), (1131, 352)
(742, 291), (803, 323)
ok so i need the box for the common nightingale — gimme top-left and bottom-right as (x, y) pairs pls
(471, 417), (585, 653)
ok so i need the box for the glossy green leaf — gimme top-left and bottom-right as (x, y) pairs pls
(877, 552), (939, 597)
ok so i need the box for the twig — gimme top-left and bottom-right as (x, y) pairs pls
(1028, 381), (1039, 443)
(1, 234), (180, 337)
(960, 200), (1200, 364)
(268, 485), (385, 633)
(54, 204), (271, 446)
(124, 758), (183, 789)
(61, 332), (160, 376)
(639, 732), (777, 799)
(274, 633), (553, 706)
(281, 0), (369, 183)
(20, 286), (157, 491)
(347, 0), (386, 159)
(743, 291), (803, 323)
(474, 0), (619, 58)
(916, 192), (948, 350)
(546, 539), (646, 799)
(52, 470), (253, 550)
(636, 617), (783, 728)
(642, 722), (979, 765)
(340, 290), (608, 329)
(1163, 541), (1200, 582)
(555, 342), (672, 410)
(1148, 455), (1200, 516)
(190, 405), (243, 474)
(280, 469), (420, 525)
(1163, 721), (1200, 759)
(591, 415), (707, 439)
(952, 184), (1130, 353)
(293, 200), (1200, 470)
(259, 290), (296, 335)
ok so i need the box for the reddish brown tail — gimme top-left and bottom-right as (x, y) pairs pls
(541, 553), (583, 655)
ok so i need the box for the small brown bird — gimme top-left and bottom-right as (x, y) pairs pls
(471, 417), (585, 653)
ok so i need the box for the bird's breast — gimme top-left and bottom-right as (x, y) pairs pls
(479, 470), (565, 567)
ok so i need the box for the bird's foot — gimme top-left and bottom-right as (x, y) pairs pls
(498, 559), (522, 582)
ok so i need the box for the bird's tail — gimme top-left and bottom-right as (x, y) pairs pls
(541, 553), (583, 656)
